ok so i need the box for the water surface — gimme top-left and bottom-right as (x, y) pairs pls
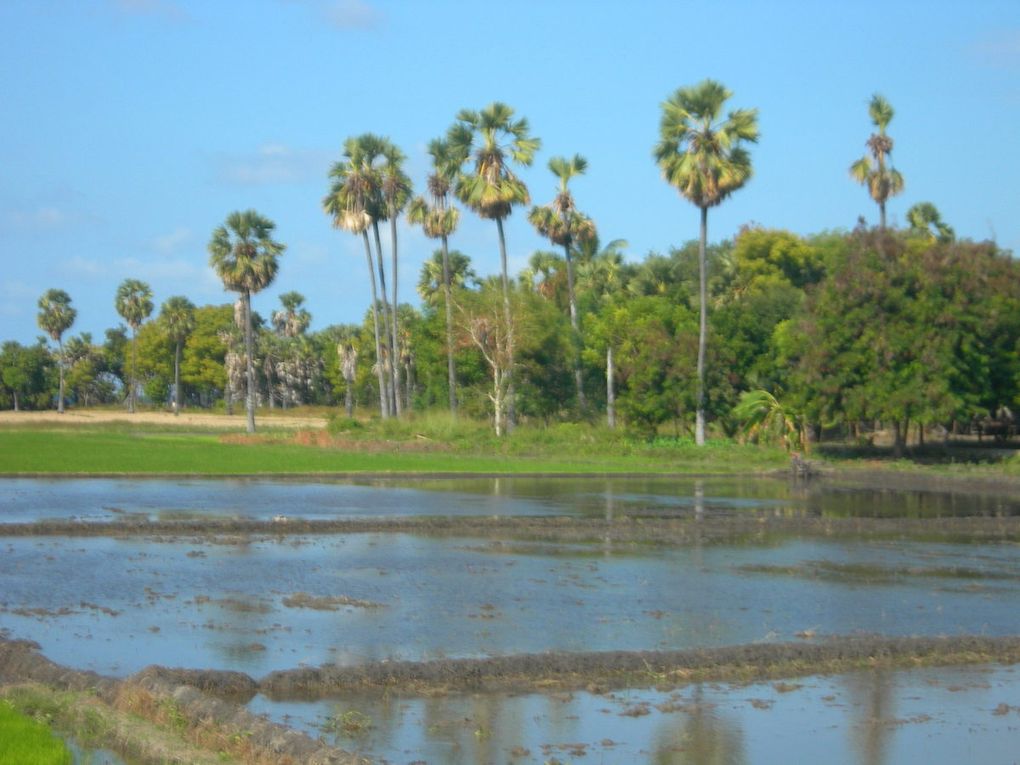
(248, 664), (1020, 764)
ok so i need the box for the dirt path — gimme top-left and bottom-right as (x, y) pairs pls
(0, 409), (327, 429)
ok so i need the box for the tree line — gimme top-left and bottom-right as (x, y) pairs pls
(5, 82), (1017, 447)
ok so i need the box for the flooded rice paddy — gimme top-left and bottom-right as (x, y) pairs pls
(250, 664), (1020, 765)
(1, 475), (1019, 763)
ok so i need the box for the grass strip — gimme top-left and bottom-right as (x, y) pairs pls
(0, 428), (787, 476)
(0, 698), (72, 765)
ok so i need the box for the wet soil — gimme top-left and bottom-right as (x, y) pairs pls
(2, 513), (1018, 545)
(255, 635), (1020, 699)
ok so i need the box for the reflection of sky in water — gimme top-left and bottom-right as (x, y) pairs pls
(3, 476), (1019, 524)
(249, 664), (1020, 765)
(1, 534), (1017, 677)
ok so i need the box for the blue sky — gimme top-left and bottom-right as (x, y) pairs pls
(2, 0), (1018, 345)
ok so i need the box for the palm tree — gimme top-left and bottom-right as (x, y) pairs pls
(655, 79), (759, 445)
(115, 278), (154, 413)
(379, 139), (413, 414)
(323, 136), (391, 418)
(159, 296), (196, 416)
(450, 103), (540, 430)
(850, 94), (904, 230)
(208, 209), (285, 434)
(36, 289), (76, 413)
(408, 136), (469, 412)
(272, 291), (311, 338)
(732, 388), (807, 453)
(906, 201), (954, 243)
(529, 154), (597, 410)
(417, 249), (476, 305)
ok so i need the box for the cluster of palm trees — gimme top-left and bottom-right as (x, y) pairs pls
(32, 81), (916, 440)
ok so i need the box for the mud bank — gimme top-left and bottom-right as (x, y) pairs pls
(0, 640), (363, 764)
(3, 514), (1020, 544)
(257, 635), (1020, 698)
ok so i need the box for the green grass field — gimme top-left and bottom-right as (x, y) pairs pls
(0, 414), (789, 476)
(0, 701), (71, 765)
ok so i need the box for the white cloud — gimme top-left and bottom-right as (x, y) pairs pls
(971, 29), (1020, 68)
(110, 0), (190, 23)
(283, 0), (384, 31)
(64, 256), (106, 278)
(213, 143), (332, 187)
(321, 0), (383, 30)
(5, 206), (71, 229)
(152, 227), (192, 255)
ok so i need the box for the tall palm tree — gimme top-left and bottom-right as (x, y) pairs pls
(36, 289), (76, 413)
(379, 140), (412, 414)
(159, 296), (196, 416)
(450, 103), (540, 430)
(850, 94), (904, 230)
(208, 209), (285, 434)
(115, 278), (154, 414)
(323, 136), (391, 418)
(408, 136), (468, 412)
(655, 79), (759, 445)
(529, 154), (597, 410)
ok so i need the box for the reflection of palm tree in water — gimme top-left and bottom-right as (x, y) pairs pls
(846, 669), (895, 765)
(653, 684), (746, 764)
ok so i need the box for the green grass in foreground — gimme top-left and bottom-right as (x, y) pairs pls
(0, 417), (788, 475)
(0, 701), (72, 765)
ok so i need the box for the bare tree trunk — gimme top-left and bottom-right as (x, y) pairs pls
(363, 230), (390, 419)
(441, 233), (457, 414)
(389, 213), (403, 416)
(174, 341), (182, 415)
(496, 217), (515, 432)
(564, 242), (585, 411)
(243, 291), (256, 434)
(128, 329), (137, 414)
(57, 338), (65, 414)
(606, 345), (616, 429)
(695, 205), (708, 445)
(372, 223), (398, 417)
(892, 420), (905, 458)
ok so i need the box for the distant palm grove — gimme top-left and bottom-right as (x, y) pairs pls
(4, 82), (1019, 449)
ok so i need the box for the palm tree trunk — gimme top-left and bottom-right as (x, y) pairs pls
(57, 338), (65, 414)
(174, 341), (182, 416)
(371, 222), (397, 416)
(441, 233), (457, 414)
(129, 328), (137, 414)
(695, 205), (708, 446)
(496, 216), (515, 432)
(363, 230), (390, 419)
(243, 291), (256, 434)
(606, 345), (616, 429)
(563, 242), (585, 411)
(879, 200), (887, 230)
(389, 214), (403, 415)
